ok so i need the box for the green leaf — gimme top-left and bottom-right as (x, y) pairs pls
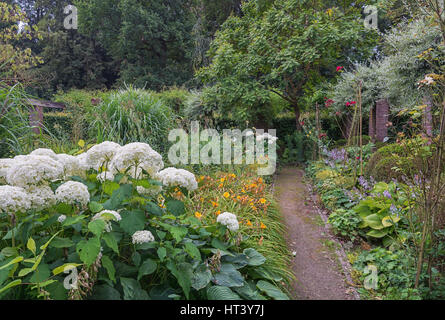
(88, 219), (106, 237)
(1, 247), (18, 258)
(131, 252), (141, 267)
(49, 237), (74, 249)
(207, 286), (240, 300)
(145, 202), (163, 216)
(213, 263), (244, 287)
(30, 264), (51, 283)
(103, 181), (120, 196)
(119, 210), (146, 235)
(191, 264), (212, 290)
(103, 233), (119, 254)
(157, 247), (167, 261)
(62, 215), (86, 227)
(362, 214), (385, 230)
(27, 238), (36, 255)
(103, 184), (133, 210)
(138, 259), (157, 280)
(243, 248), (266, 266)
(55, 203), (74, 215)
(76, 237), (101, 266)
(52, 263), (82, 276)
(101, 255), (116, 283)
(0, 280), (22, 295)
(120, 277), (149, 300)
(166, 261), (192, 299)
(256, 280), (289, 300)
(89, 201), (104, 213)
(18, 267), (35, 277)
(0, 256), (23, 270)
(166, 200), (185, 216)
(91, 285), (121, 300)
(366, 229), (389, 238)
(184, 242), (201, 261)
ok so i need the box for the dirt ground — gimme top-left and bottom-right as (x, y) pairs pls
(274, 166), (359, 300)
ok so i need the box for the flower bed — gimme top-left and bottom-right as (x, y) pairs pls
(0, 142), (289, 300)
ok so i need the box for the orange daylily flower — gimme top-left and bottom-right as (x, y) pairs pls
(195, 212), (202, 219)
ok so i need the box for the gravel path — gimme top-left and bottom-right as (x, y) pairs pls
(274, 166), (359, 300)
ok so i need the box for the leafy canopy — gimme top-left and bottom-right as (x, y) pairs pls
(198, 0), (376, 128)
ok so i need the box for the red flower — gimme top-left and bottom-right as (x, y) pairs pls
(325, 99), (334, 107)
(336, 66), (344, 72)
(319, 133), (327, 139)
(356, 156), (361, 160)
(346, 101), (357, 107)
(300, 121), (305, 126)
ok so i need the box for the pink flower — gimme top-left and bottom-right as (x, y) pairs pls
(325, 99), (334, 107)
(336, 66), (344, 72)
(346, 101), (357, 107)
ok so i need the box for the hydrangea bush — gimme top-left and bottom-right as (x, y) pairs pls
(0, 142), (288, 300)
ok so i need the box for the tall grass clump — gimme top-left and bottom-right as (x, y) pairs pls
(0, 82), (35, 157)
(86, 86), (176, 155)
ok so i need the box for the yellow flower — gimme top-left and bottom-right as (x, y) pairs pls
(220, 178), (225, 183)
(241, 188), (246, 193)
(223, 192), (230, 199)
(258, 177), (263, 184)
(218, 183), (223, 188)
(259, 198), (267, 204)
(215, 210), (221, 216)
(260, 222), (267, 229)
(195, 212), (202, 219)
(246, 220), (253, 227)
(211, 201), (219, 208)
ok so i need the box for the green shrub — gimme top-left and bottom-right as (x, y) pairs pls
(352, 248), (421, 300)
(328, 209), (362, 241)
(86, 87), (177, 156)
(155, 87), (191, 115)
(365, 143), (412, 182)
(43, 112), (73, 139)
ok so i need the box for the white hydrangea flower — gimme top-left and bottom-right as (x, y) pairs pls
(92, 210), (122, 232)
(57, 154), (83, 178)
(132, 230), (155, 244)
(0, 158), (13, 182)
(6, 155), (64, 187)
(58, 215), (67, 223)
(0, 185), (31, 213)
(136, 185), (163, 197)
(29, 148), (59, 161)
(110, 142), (164, 178)
(26, 185), (56, 211)
(97, 171), (115, 183)
(86, 141), (121, 171)
(216, 212), (239, 232)
(55, 181), (90, 206)
(76, 153), (90, 172)
(155, 168), (198, 191)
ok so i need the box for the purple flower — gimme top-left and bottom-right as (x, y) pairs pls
(383, 190), (392, 199)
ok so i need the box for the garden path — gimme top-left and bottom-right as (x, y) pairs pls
(274, 167), (359, 300)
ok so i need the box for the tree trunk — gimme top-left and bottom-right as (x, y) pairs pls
(294, 104), (302, 131)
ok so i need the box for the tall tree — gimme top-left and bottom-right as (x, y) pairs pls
(77, 0), (196, 90)
(198, 0), (376, 129)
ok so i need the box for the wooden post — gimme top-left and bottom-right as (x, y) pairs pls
(29, 105), (44, 134)
(26, 99), (66, 135)
(369, 105), (376, 142)
(375, 99), (390, 142)
(423, 95), (433, 137)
